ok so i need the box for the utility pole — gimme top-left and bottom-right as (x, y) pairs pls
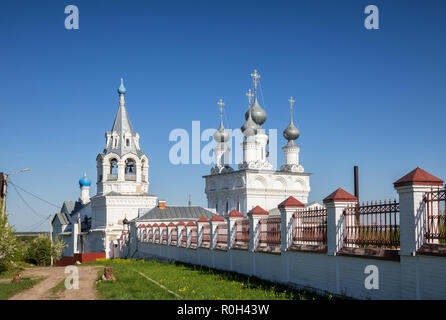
(0, 169), (30, 218)
(49, 214), (53, 266)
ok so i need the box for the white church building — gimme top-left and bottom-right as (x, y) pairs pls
(52, 71), (316, 263)
(204, 70), (311, 216)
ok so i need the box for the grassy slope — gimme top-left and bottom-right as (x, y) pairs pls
(88, 259), (330, 300)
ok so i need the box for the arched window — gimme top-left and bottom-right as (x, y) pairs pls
(125, 158), (136, 175)
(141, 159), (146, 182)
(126, 139), (130, 147)
(110, 159), (118, 175)
(226, 202), (229, 214)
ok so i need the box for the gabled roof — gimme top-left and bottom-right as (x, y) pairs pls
(186, 221), (197, 227)
(211, 215), (225, 222)
(393, 167), (444, 187)
(137, 206), (215, 221)
(228, 209), (243, 218)
(197, 216), (209, 223)
(278, 196), (305, 208)
(323, 188), (357, 203)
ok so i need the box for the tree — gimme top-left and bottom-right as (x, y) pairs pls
(51, 235), (67, 262)
(0, 200), (18, 272)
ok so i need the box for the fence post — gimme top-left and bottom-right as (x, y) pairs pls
(228, 209), (244, 249)
(248, 206), (269, 252)
(196, 216), (208, 248)
(394, 167), (444, 256)
(167, 222), (175, 245)
(177, 221), (185, 247)
(210, 215), (225, 249)
(324, 188), (358, 255)
(278, 196), (305, 252)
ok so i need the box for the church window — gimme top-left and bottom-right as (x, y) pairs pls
(226, 202), (229, 214)
(216, 202), (218, 213)
(125, 158), (136, 174)
(110, 159), (118, 175)
(126, 139), (130, 147)
(113, 137), (118, 148)
(237, 201), (240, 211)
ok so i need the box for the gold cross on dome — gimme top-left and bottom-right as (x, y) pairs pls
(250, 69), (261, 90)
(288, 96), (295, 113)
(217, 98), (225, 119)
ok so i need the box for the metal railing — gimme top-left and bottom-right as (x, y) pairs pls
(191, 228), (197, 248)
(201, 224), (210, 247)
(344, 200), (400, 249)
(293, 207), (327, 245)
(170, 229), (177, 246)
(161, 229), (167, 245)
(424, 188), (446, 244)
(235, 219), (250, 248)
(217, 223), (228, 248)
(180, 229), (186, 247)
(259, 217), (281, 247)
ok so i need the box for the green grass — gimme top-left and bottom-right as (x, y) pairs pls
(0, 278), (42, 300)
(86, 259), (331, 300)
(49, 279), (67, 299)
(0, 262), (35, 280)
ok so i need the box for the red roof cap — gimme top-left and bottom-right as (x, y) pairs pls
(153, 223), (159, 227)
(248, 206), (269, 216)
(186, 221), (197, 227)
(228, 209), (244, 218)
(138, 224), (145, 228)
(168, 222), (176, 227)
(146, 224), (152, 228)
(159, 223), (167, 227)
(211, 214), (225, 222)
(394, 167), (444, 188)
(197, 216), (209, 223)
(278, 196), (305, 208)
(323, 188), (358, 203)
(177, 221), (186, 226)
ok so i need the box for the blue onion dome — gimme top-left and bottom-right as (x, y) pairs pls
(79, 173), (91, 188)
(241, 108), (257, 136)
(214, 122), (230, 143)
(118, 78), (126, 94)
(250, 96), (267, 125)
(283, 122), (300, 140)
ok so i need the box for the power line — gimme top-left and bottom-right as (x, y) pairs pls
(9, 183), (47, 219)
(8, 181), (60, 208)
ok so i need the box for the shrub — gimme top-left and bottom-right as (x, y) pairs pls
(25, 237), (52, 266)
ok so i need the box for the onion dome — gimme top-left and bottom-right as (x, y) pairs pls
(79, 173), (91, 188)
(241, 108), (257, 136)
(250, 96), (267, 125)
(214, 121), (230, 143)
(283, 122), (300, 141)
(283, 96), (300, 141)
(118, 78), (126, 95)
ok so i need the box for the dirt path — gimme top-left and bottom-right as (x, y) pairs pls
(9, 266), (102, 300)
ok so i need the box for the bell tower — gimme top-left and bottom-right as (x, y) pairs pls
(96, 78), (150, 195)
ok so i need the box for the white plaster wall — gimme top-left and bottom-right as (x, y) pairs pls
(134, 242), (446, 300)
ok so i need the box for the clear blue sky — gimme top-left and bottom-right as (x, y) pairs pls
(1, 0), (445, 231)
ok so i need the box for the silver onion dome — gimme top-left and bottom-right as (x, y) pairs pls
(250, 96), (267, 125)
(241, 108), (257, 136)
(283, 122), (300, 141)
(214, 122), (230, 143)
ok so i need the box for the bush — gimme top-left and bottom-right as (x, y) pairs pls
(25, 237), (52, 266)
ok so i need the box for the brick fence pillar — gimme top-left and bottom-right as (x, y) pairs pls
(324, 188), (358, 255)
(210, 215), (225, 249)
(227, 209), (244, 249)
(278, 196), (305, 252)
(248, 206), (269, 252)
(394, 167), (444, 256)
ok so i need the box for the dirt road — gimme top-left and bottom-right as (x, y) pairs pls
(9, 265), (101, 300)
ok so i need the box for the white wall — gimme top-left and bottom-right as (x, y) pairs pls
(134, 242), (446, 300)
